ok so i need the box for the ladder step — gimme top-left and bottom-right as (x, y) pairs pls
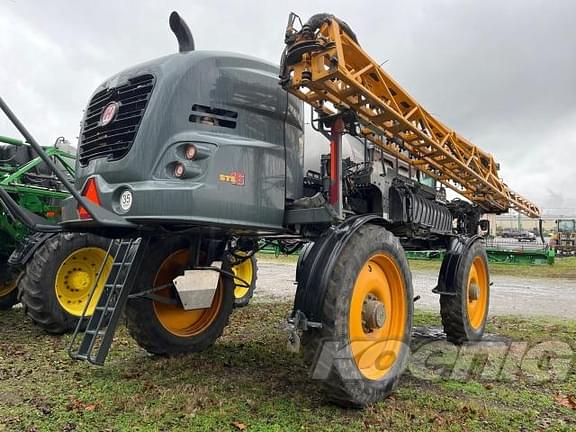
(112, 261), (133, 267)
(118, 243), (137, 249)
(68, 236), (150, 366)
(85, 329), (107, 336)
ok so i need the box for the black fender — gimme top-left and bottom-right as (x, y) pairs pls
(292, 214), (386, 325)
(8, 232), (57, 267)
(434, 235), (483, 295)
(295, 241), (314, 283)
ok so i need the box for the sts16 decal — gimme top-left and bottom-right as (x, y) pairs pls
(219, 171), (245, 186)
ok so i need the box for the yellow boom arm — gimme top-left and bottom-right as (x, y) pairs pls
(280, 14), (540, 218)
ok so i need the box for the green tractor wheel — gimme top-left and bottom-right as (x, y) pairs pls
(232, 255), (258, 308)
(19, 233), (113, 334)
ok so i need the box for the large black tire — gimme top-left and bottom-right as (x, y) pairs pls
(440, 241), (490, 344)
(125, 237), (234, 356)
(301, 224), (413, 407)
(19, 233), (112, 334)
(233, 255), (258, 308)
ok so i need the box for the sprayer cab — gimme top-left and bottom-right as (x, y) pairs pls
(60, 49), (304, 234)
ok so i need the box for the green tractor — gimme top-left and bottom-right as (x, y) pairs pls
(0, 134), (75, 310)
(0, 135), (132, 331)
(0, 134), (257, 330)
(0, 135), (113, 334)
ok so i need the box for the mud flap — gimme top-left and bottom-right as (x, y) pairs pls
(434, 235), (482, 296)
(173, 266), (220, 310)
(292, 214), (386, 325)
(8, 232), (56, 267)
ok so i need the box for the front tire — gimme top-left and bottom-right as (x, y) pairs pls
(301, 224), (413, 407)
(440, 241), (490, 344)
(19, 233), (113, 334)
(125, 238), (234, 356)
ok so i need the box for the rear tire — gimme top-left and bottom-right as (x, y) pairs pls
(19, 233), (112, 334)
(233, 255), (258, 308)
(125, 237), (234, 356)
(440, 241), (490, 344)
(301, 224), (413, 407)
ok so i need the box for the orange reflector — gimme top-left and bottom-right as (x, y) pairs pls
(46, 211), (57, 218)
(78, 178), (101, 219)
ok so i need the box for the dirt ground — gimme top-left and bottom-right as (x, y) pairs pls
(253, 260), (576, 319)
(2, 303), (575, 431)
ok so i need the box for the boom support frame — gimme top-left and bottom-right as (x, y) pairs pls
(280, 13), (540, 218)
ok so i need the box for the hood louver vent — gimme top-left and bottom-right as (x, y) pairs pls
(189, 104), (237, 129)
(78, 74), (155, 166)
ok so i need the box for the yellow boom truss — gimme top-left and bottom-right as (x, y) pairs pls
(281, 15), (540, 218)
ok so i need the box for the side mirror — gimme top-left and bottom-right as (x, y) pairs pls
(479, 219), (490, 233)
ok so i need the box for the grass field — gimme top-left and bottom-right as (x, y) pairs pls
(258, 254), (576, 279)
(1, 303), (575, 431)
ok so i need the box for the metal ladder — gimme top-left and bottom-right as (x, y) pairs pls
(68, 236), (149, 365)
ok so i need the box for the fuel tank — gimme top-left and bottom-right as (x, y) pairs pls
(62, 51), (304, 233)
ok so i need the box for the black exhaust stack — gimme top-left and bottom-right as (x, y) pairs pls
(169, 11), (195, 53)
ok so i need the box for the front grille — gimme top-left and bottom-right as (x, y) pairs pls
(78, 74), (155, 165)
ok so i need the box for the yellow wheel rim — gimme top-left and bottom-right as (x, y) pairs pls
(0, 275), (18, 298)
(55, 247), (113, 317)
(153, 249), (223, 337)
(349, 253), (407, 380)
(466, 256), (489, 329)
(232, 256), (254, 300)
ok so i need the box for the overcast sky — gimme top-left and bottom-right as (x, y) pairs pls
(1, 0), (575, 215)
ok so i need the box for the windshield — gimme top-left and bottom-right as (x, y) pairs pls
(419, 173), (436, 188)
(558, 220), (576, 233)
